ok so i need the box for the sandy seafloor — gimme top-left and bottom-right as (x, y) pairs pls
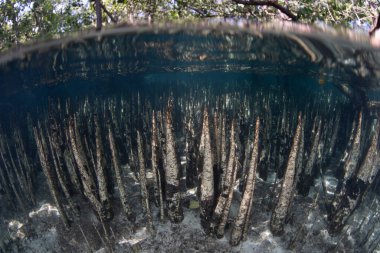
(1, 171), (379, 253)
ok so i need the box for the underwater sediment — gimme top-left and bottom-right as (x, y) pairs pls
(0, 24), (380, 252)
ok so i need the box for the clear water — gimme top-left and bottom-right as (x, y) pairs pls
(0, 24), (379, 252)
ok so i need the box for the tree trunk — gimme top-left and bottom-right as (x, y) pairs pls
(95, 0), (102, 31)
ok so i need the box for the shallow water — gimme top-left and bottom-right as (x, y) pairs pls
(0, 24), (379, 252)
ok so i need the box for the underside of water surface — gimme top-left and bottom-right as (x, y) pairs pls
(0, 23), (379, 252)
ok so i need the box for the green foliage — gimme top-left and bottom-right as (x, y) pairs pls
(0, 0), (93, 51)
(0, 0), (379, 52)
(296, 0), (379, 28)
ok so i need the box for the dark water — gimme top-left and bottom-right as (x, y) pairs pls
(0, 24), (379, 252)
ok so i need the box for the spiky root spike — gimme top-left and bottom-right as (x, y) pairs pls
(230, 117), (260, 245)
(137, 130), (154, 233)
(199, 108), (215, 234)
(270, 113), (302, 235)
(164, 97), (184, 223)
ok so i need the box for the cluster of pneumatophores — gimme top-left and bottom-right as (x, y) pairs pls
(0, 85), (379, 247)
